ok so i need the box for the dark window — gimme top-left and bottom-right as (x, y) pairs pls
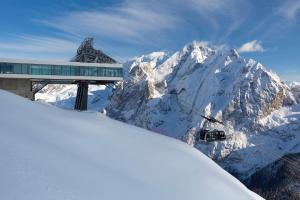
(40, 65), (51, 75)
(61, 65), (70, 76)
(52, 65), (62, 75)
(13, 64), (22, 74)
(31, 65), (41, 75)
(97, 68), (105, 76)
(70, 66), (80, 76)
(21, 64), (29, 74)
(0, 63), (13, 74)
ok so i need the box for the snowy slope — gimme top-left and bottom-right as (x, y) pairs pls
(0, 90), (262, 200)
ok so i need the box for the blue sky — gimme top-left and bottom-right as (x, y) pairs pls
(0, 0), (299, 82)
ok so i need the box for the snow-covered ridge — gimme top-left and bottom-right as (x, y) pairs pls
(0, 90), (262, 200)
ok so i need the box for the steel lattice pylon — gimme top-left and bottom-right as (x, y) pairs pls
(72, 37), (117, 64)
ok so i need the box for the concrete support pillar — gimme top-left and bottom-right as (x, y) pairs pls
(74, 81), (88, 111)
(0, 78), (34, 100)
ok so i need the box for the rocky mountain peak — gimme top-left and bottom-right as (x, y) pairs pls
(106, 41), (299, 180)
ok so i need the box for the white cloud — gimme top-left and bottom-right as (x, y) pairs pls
(36, 2), (181, 44)
(238, 40), (264, 53)
(0, 35), (78, 53)
(35, 0), (248, 45)
(243, 1), (300, 40)
(0, 35), (78, 60)
(277, 0), (300, 20)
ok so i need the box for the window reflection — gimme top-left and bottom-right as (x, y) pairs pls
(0, 62), (123, 78)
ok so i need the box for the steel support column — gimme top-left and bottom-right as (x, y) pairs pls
(74, 81), (88, 111)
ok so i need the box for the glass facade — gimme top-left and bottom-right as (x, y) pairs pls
(0, 62), (123, 78)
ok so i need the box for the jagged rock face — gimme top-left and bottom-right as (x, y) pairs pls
(107, 42), (299, 179)
(246, 153), (300, 200)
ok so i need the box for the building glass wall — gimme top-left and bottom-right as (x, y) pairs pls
(0, 62), (123, 78)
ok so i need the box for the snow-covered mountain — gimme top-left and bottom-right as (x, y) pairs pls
(37, 41), (300, 198)
(0, 90), (262, 200)
(106, 42), (299, 179)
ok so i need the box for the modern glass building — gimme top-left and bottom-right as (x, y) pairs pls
(0, 58), (123, 81)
